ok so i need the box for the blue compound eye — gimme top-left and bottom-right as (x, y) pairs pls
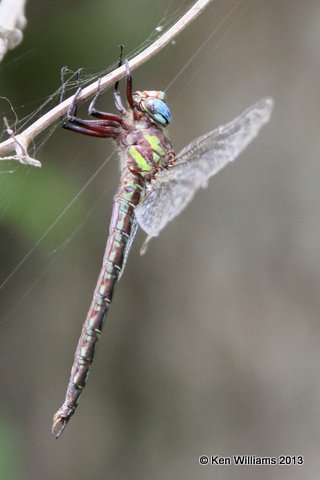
(143, 98), (172, 126)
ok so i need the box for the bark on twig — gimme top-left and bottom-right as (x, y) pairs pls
(0, 0), (213, 167)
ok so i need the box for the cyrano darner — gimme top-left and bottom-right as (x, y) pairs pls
(52, 58), (273, 438)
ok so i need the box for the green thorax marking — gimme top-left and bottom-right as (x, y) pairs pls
(127, 145), (152, 173)
(144, 134), (165, 159)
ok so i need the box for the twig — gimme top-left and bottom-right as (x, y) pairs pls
(0, 0), (213, 167)
(3, 117), (41, 167)
(0, 0), (27, 62)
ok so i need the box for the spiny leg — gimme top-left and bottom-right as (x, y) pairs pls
(125, 59), (134, 110)
(62, 81), (123, 138)
(113, 46), (135, 113)
(113, 45), (128, 115)
(88, 78), (124, 124)
(62, 105), (120, 137)
(62, 120), (119, 138)
(60, 61), (124, 138)
(66, 86), (82, 118)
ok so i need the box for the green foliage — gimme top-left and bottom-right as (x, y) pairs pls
(0, 161), (87, 251)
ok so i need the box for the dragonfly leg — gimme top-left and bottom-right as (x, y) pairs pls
(113, 45), (128, 115)
(112, 46), (134, 113)
(88, 78), (124, 124)
(62, 117), (119, 138)
(62, 80), (122, 138)
(63, 124), (119, 138)
(66, 86), (83, 118)
(60, 65), (124, 134)
(125, 59), (134, 110)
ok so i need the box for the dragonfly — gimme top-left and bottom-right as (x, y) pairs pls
(52, 54), (273, 438)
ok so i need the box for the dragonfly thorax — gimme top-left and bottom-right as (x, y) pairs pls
(124, 124), (174, 179)
(132, 90), (172, 127)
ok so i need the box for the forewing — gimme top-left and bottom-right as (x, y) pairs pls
(135, 97), (273, 238)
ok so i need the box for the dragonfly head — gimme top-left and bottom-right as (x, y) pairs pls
(132, 91), (172, 127)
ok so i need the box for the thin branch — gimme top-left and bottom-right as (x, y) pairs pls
(0, 0), (213, 167)
(0, 0), (27, 62)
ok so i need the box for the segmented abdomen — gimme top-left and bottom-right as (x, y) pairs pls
(52, 170), (143, 437)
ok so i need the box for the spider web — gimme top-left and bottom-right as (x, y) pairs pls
(0, 0), (248, 324)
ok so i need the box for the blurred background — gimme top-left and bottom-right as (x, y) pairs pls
(0, 0), (319, 478)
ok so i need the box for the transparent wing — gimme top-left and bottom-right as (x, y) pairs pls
(135, 97), (273, 239)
